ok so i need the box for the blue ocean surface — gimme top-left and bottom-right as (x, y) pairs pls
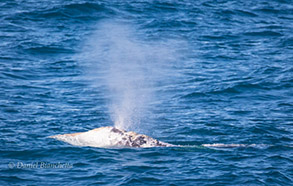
(0, 0), (292, 185)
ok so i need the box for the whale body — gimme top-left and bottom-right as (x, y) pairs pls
(49, 126), (173, 148)
(49, 126), (263, 149)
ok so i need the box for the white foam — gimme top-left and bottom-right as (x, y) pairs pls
(202, 143), (265, 148)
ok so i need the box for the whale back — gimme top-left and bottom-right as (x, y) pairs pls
(49, 126), (172, 148)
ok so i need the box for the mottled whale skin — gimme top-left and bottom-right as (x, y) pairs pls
(49, 126), (173, 148)
(49, 126), (262, 149)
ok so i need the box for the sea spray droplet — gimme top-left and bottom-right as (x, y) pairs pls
(81, 20), (184, 131)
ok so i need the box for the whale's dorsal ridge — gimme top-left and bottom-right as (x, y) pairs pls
(50, 126), (173, 148)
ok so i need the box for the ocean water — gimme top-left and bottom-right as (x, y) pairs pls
(1, 0), (292, 185)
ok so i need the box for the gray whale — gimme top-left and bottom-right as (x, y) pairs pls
(49, 126), (262, 149)
(49, 126), (173, 148)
